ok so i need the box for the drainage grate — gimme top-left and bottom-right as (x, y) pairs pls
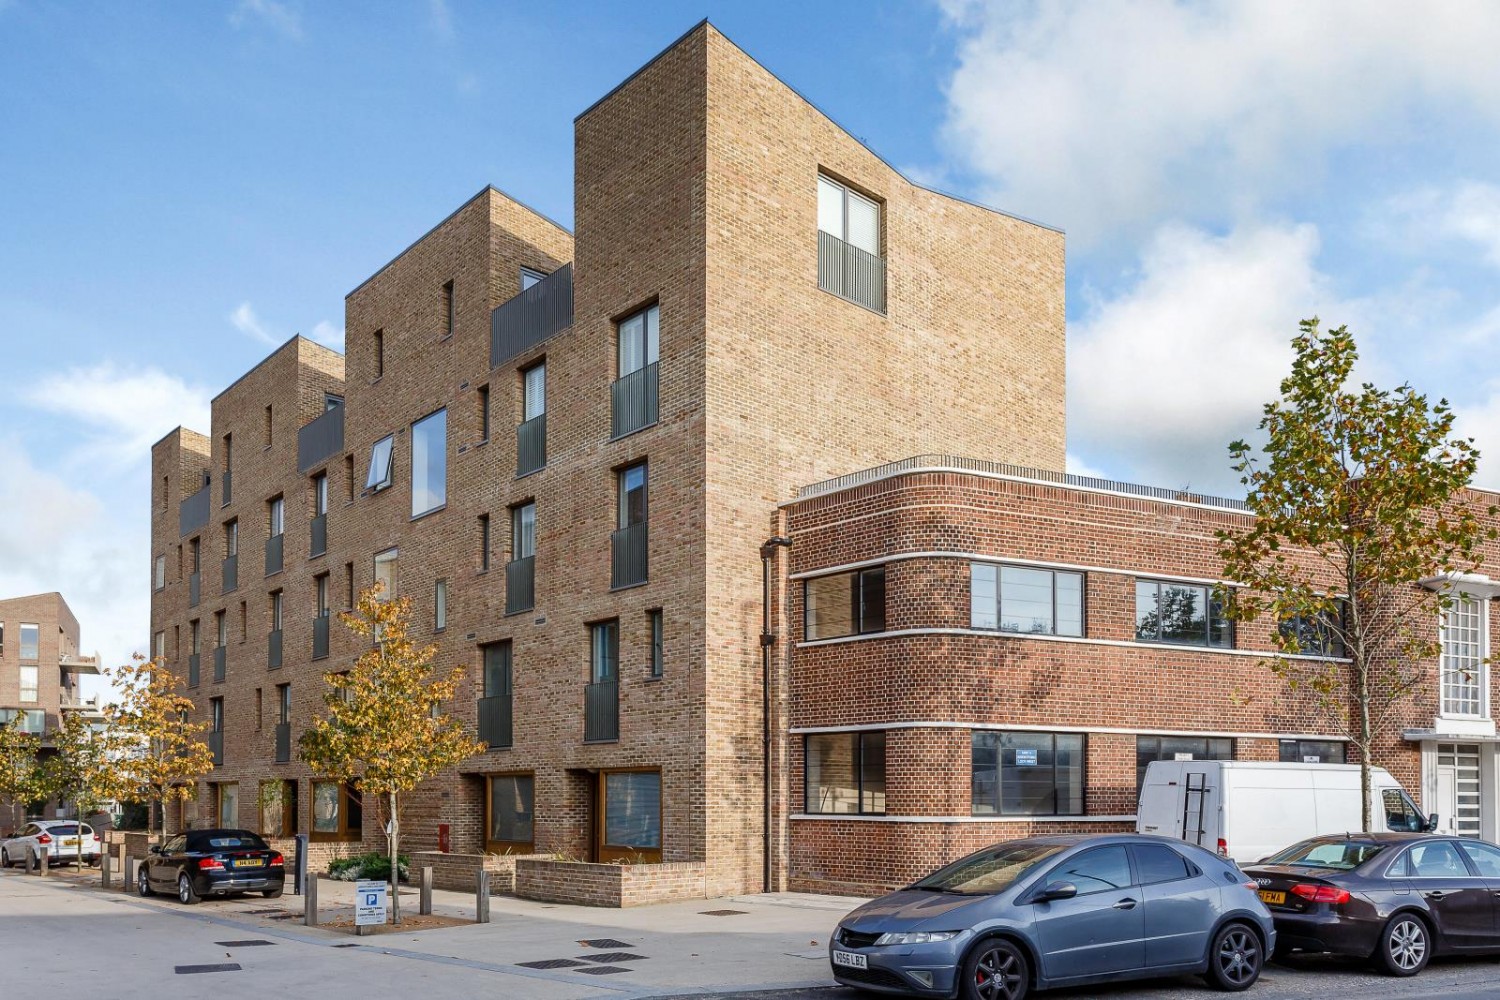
(175, 964), (242, 975)
(331, 944), (360, 949)
(574, 966), (630, 976)
(699, 909), (748, 916)
(578, 938), (634, 949)
(247, 909), (283, 915)
(516, 959), (588, 970)
(215, 940), (275, 947)
(263, 913), (297, 920)
(576, 952), (647, 964)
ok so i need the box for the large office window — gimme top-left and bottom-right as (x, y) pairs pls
(1135, 580), (1232, 648)
(1135, 736), (1233, 788)
(374, 548), (398, 601)
(1441, 596), (1486, 718)
(1279, 606), (1347, 658)
(804, 567), (885, 640)
(972, 731), (1085, 816)
(805, 732), (885, 815)
(0, 709), (45, 734)
(410, 409), (447, 516)
(366, 434), (394, 492)
(600, 770), (661, 862)
(488, 774), (534, 851)
(971, 563), (1083, 636)
(618, 305), (660, 377)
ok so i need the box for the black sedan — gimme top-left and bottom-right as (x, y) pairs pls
(137, 828), (285, 904)
(1245, 833), (1500, 976)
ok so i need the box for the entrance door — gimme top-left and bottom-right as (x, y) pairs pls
(1437, 743), (1482, 837)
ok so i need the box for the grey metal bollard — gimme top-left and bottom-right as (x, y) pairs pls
(101, 853), (112, 889)
(303, 873), (318, 926)
(24, 848), (34, 874)
(125, 857), (139, 894)
(475, 870), (490, 923)
(37, 845), (48, 876)
(419, 867), (433, 916)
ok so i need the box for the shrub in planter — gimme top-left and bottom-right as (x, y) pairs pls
(328, 852), (410, 883)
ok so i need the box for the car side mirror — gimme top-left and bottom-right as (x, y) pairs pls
(1034, 880), (1077, 903)
(1427, 813), (1440, 832)
(150, 845), (163, 855)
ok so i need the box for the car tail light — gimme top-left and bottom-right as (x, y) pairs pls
(198, 857), (225, 871)
(269, 852), (284, 866)
(93, 833), (101, 842)
(1217, 838), (1228, 857)
(36, 833), (51, 844)
(1243, 880), (1259, 891)
(1290, 884), (1350, 904)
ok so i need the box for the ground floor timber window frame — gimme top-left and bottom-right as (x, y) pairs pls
(310, 779), (363, 842)
(596, 768), (662, 864)
(485, 772), (535, 854)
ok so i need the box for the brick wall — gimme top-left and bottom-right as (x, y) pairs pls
(514, 858), (710, 907)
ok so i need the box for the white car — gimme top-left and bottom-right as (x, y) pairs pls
(0, 821), (102, 867)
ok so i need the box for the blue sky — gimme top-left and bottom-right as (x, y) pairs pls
(5, 1), (1500, 683)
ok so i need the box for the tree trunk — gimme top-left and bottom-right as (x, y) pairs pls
(389, 790), (400, 926)
(1359, 658), (1373, 833)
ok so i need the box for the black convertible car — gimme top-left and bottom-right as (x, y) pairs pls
(137, 828), (285, 904)
(1245, 832), (1500, 976)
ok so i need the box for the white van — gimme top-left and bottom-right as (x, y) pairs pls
(1136, 760), (1435, 863)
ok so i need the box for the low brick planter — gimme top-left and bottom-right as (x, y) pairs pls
(514, 858), (709, 907)
(410, 850), (552, 895)
(103, 830), (155, 861)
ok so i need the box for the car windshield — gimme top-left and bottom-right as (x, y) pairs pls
(914, 842), (1067, 894)
(1265, 839), (1386, 870)
(190, 832), (268, 851)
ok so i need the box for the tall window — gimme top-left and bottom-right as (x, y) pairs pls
(483, 641), (512, 698)
(972, 731), (1085, 816)
(804, 567), (886, 640)
(649, 609), (664, 678)
(818, 175), (880, 256)
(410, 409), (447, 516)
(190, 620), (200, 655)
(619, 462), (648, 528)
(313, 472), (328, 516)
(19, 622), (38, 661)
(1441, 596), (1486, 717)
(271, 590), (283, 630)
(374, 548), (398, 600)
(216, 610), (227, 647)
(477, 384), (490, 441)
(523, 362), (546, 421)
(434, 579), (447, 632)
(312, 781), (362, 841)
(224, 519), (238, 557)
(488, 774), (534, 851)
(268, 496), (284, 537)
(617, 305), (660, 377)
(442, 279), (455, 337)
(154, 554), (166, 591)
(210, 696), (223, 733)
(366, 434), (394, 491)
(805, 732), (885, 815)
(373, 329), (384, 379)
(1135, 580), (1232, 648)
(971, 564), (1083, 636)
(590, 620), (618, 683)
(277, 683), (291, 725)
(152, 630), (165, 663)
(1135, 736), (1233, 788)
(189, 537), (201, 573)
(512, 502), (536, 560)
(218, 782), (238, 828)
(478, 514), (491, 572)
(19, 664), (37, 703)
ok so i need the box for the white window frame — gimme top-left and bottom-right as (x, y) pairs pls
(366, 435), (395, 492)
(523, 362), (546, 421)
(520, 267), (546, 290)
(817, 174), (880, 256)
(617, 305), (660, 377)
(1440, 595), (1489, 720)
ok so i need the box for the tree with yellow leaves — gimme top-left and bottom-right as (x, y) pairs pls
(110, 655), (216, 844)
(42, 711), (132, 872)
(299, 585), (483, 924)
(0, 713), (45, 837)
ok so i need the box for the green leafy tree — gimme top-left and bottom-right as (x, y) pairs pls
(299, 585), (483, 924)
(0, 714), (46, 837)
(41, 712), (131, 871)
(109, 655), (215, 844)
(1219, 319), (1495, 830)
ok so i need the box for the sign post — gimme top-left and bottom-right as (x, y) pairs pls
(354, 879), (388, 936)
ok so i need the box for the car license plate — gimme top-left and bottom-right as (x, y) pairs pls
(1259, 890), (1285, 905)
(63, 839), (80, 847)
(234, 858), (265, 868)
(832, 950), (867, 970)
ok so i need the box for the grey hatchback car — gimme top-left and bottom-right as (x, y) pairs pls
(830, 834), (1274, 999)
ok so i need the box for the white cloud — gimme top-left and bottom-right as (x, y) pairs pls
(429, 0), (454, 40)
(231, 301), (278, 347)
(230, 0), (303, 40)
(1067, 221), (1370, 494)
(309, 319), (345, 351)
(1387, 181), (1500, 273)
(940, 1), (1500, 245)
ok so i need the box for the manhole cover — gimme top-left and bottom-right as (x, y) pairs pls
(516, 959), (587, 969)
(575, 966), (630, 975)
(576, 952), (647, 964)
(578, 938), (634, 949)
(175, 964), (242, 974)
(215, 940), (275, 947)
(699, 909), (748, 916)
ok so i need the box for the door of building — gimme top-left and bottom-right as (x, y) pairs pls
(1437, 743), (1482, 837)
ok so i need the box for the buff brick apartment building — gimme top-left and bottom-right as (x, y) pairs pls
(147, 22), (1065, 898)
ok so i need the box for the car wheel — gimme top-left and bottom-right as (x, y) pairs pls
(0, 848), (10, 868)
(137, 866), (153, 897)
(1375, 913), (1430, 977)
(263, 886), (284, 898)
(177, 872), (200, 905)
(1204, 922), (1263, 991)
(962, 938), (1028, 1000)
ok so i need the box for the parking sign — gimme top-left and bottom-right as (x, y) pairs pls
(355, 879), (388, 926)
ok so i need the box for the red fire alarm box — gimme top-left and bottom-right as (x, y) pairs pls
(437, 823), (451, 853)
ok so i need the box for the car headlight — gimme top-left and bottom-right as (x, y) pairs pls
(873, 930), (961, 946)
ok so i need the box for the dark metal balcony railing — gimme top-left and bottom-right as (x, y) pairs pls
(179, 483), (211, 536)
(188, 572), (201, 608)
(312, 614), (329, 660)
(817, 229), (886, 313)
(274, 722), (291, 763)
(222, 554), (238, 594)
(187, 653), (201, 688)
(309, 514), (327, 558)
(212, 646), (226, 684)
(221, 470), (232, 507)
(490, 263), (573, 368)
(505, 556), (535, 615)
(516, 412), (546, 477)
(208, 731), (223, 767)
(265, 533), (283, 576)
(478, 693), (513, 750)
(267, 628), (282, 669)
(611, 521), (648, 589)
(610, 362), (659, 439)
(584, 680), (618, 743)
(297, 404), (345, 474)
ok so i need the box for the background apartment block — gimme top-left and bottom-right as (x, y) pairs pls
(147, 22), (1065, 895)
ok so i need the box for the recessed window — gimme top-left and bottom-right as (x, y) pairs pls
(217, 782), (239, 827)
(152, 630), (165, 663)
(374, 547), (398, 601)
(483, 640), (512, 698)
(619, 462), (648, 528)
(268, 496), (285, 537)
(366, 435), (394, 492)
(512, 502), (536, 560)
(477, 384), (490, 442)
(520, 267), (546, 290)
(154, 555), (166, 591)
(816, 174), (885, 312)
(434, 579), (447, 632)
(972, 731), (1084, 817)
(600, 770), (661, 862)
(312, 780), (362, 841)
(410, 409), (447, 516)
(373, 329), (384, 379)
(224, 519), (238, 557)
(648, 609), (663, 677)
(523, 362), (545, 421)
(19, 664), (38, 703)
(804, 567), (885, 641)
(590, 620), (618, 683)
(618, 305), (660, 377)
(1441, 596), (1486, 718)
(1136, 736), (1233, 789)
(1134, 580), (1232, 648)
(805, 732), (885, 815)
(478, 514), (491, 572)
(442, 279), (455, 338)
(313, 473), (328, 516)
(488, 774), (534, 852)
(270, 590), (283, 630)
(817, 175), (880, 255)
(971, 564), (1083, 636)
(19, 622), (38, 662)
